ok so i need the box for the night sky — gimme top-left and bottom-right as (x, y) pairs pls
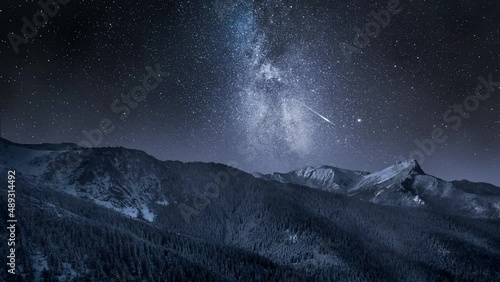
(0, 0), (499, 185)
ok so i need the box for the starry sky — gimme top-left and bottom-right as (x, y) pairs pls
(0, 0), (499, 185)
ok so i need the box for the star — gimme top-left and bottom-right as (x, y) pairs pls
(0, 0), (498, 185)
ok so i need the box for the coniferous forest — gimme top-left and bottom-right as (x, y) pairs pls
(1, 138), (499, 281)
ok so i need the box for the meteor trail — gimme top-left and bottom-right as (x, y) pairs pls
(293, 99), (335, 126)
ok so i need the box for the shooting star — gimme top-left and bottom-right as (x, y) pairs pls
(293, 99), (335, 126)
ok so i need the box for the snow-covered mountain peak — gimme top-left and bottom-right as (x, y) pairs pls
(261, 158), (500, 218)
(293, 165), (335, 179)
(261, 165), (369, 194)
(292, 165), (367, 179)
(394, 159), (425, 174)
(343, 160), (417, 189)
(355, 159), (425, 187)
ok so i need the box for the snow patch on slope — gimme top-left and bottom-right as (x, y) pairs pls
(32, 252), (48, 282)
(141, 204), (155, 222)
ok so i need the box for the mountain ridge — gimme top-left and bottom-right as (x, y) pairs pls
(259, 159), (500, 218)
(2, 137), (499, 220)
(1, 138), (500, 281)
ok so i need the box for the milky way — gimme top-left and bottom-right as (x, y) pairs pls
(0, 0), (499, 184)
(216, 0), (349, 172)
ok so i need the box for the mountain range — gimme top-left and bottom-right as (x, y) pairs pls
(258, 160), (500, 218)
(1, 137), (499, 281)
